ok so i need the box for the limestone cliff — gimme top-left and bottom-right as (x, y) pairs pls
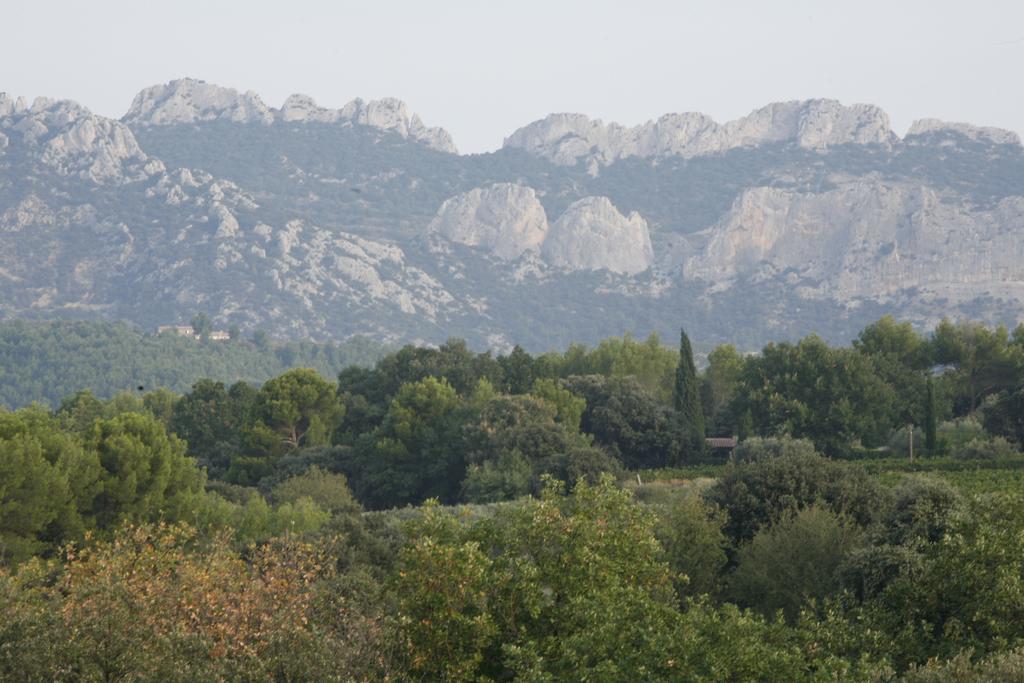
(428, 183), (548, 259)
(503, 99), (895, 166)
(542, 197), (653, 275)
(430, 188), (654, 275)
(684, 181), (1024, 305)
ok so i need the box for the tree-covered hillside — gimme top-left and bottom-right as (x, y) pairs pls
(0, 320), (387, 409)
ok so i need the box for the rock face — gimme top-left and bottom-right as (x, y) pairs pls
(280, 93), (456, 153)
(428, 184), (548, 259)
(542, 197), (654, 275)
(430, 188), (654, 274)
(1, 93), (155, 183)
(124, 79), (456, 153)
(504, 99), (895, 166)
(684, 181), (1024, 303)
(123, 78), (274, 126)
(3, 82), (1024, 350)
(906, 118), (1022, 147)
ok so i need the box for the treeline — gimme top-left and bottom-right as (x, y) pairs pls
(0, 319), (388, 408)
(2, 317), (1024, 679)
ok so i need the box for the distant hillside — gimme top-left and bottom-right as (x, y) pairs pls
(0, 320), (387, 408)
(1, 79), (1023, 350)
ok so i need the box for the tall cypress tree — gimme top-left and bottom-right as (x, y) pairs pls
(924, 376), (938, 456)
(674, 328), (705, 453)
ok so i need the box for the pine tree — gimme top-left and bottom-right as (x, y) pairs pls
(924, 376), (938, 456)
(675, 328), (705, 453)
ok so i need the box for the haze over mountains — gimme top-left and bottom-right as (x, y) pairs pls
(1, 78), (1023, 350)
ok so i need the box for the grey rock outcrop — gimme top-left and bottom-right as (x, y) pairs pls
(281, 93), (456, 153)
(504, 99), (895, 166)
(124, 79), (456, 153)
(428, 183), (548, 258)
(906, 118), (1022, 147)
(3, 81), (1024, 349)
(684, 181), (1024, 303)
(542, 197), (653, 275)
(124, 78), (275, 126)
(1, 93), (154, 183)
(430, 188), (654, 274)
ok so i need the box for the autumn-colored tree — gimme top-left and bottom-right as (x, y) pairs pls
(58, 523), (347, 681)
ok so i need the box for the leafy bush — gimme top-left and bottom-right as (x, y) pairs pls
(952, 436), (1018, 461)
(730, 435), (818, 463)
(729, 506), (862, 620)
(704, 450), (886, 542)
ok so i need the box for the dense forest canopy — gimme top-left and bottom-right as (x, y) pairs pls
(3, 315), (1024, 679)
(0, 320), (388, 409)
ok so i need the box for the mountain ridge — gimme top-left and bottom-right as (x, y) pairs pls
(1, 78), (1023, 351)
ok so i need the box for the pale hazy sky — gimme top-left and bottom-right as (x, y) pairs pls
(4, 0), (1023, 153)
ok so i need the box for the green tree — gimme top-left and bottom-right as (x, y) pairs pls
(251, 368), (343, 452)
(729, 506), (862, 621)
(190, 313), (213, 341)
(55, 390), (106, 434)
(868, 494), (1024, 668)
(704, 448), (885, 542)
(529, 378), (585, 432)
(565, 374), (691, 468)
(983, 383), (1024, 446)
(737, 335), (896, 455)
(393, 504), (498, 681)
(654, 493), (730, 599)
(461, 451), (533, 503)
(881, 475), (962, 546)
(931, 319), (1021, 413)
(270, 466), (361, 517)
(498, 344), (535, 394)
(461, 393), (618, 502)
(352, 376), (465, 508)
(0, 408), (100, 555)
(924, 376), (938, 456)
(169, 379), (249, 477)
(86, 413), (206, 529)
(141, 388), (178, 428)
(674, 329), (705, 449)
(855, 316), (928, 367)
(0, 434), (72, 563)
(251, 328), (270, 350)
(702, 343), (746, 435)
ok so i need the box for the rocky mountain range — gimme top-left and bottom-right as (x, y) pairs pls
(1, 77), (1022, 350)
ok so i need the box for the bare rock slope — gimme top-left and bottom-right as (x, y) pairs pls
(123, 78), (456, 153)
(504, 99), (896, 167)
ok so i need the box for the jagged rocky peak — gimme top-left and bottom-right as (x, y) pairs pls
(542, 197), (653, 275)
(724, 99), (895, 149)
(305, 94), (458, 153)
(124, 78), (457, 153)
(279, 94), (340, 123)
(905, 118), (1022, 147)
(0, 93), (30, 117)
(345, 97), (457, 153)
(123, 78), (274, 126)
(0, 93), (155, 183)
(429, 183), (548, 259)
(502, 113), (624, 166)
(503, 99), (895, 166)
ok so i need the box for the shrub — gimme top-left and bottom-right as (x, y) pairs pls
(952, 436), (1018, 461)
(728, 506), (862, 621)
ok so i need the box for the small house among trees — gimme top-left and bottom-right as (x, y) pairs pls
(157, 325), (195, 337)
(156, 324), (230, 341)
